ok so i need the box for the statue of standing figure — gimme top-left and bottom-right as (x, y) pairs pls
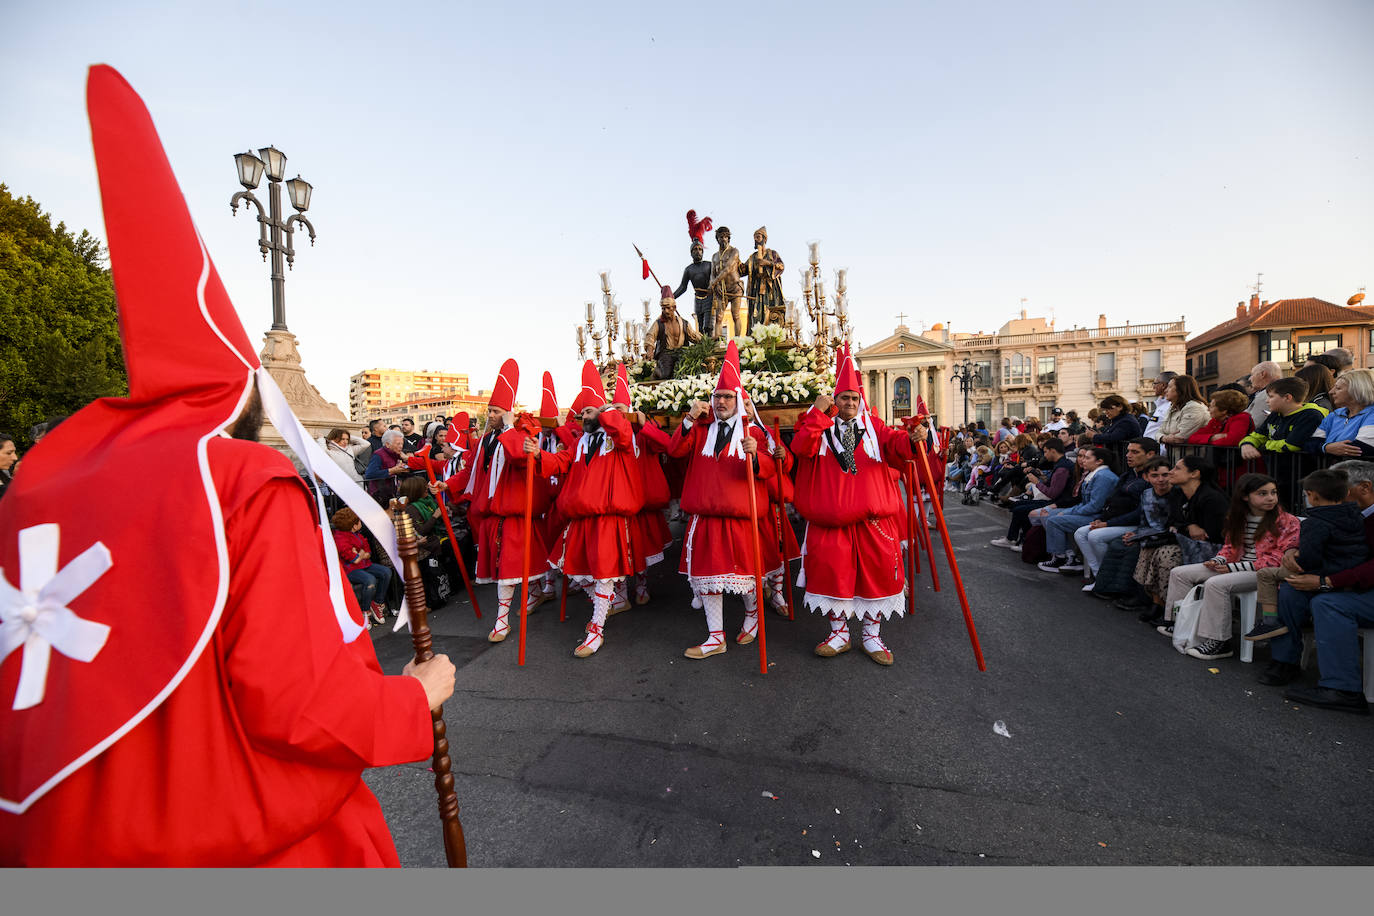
(743, 226), (786, 329)
(673, 238), (713, 337)
(708, 226), (746, 341)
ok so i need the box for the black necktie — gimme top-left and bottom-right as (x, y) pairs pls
(714, 421), (732, 455)
(585, 431), (603, 464)
(838, 421), (857, 474)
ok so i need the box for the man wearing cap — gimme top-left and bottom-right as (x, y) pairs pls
(668, 342), (781, 657)
(1043, 408), (1067, 432)
(1, 66), (455, 866)
(529, 361), (645, 657)
(790, 346), (927, 665)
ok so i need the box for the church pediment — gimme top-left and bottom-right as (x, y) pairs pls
(857, 329), (951, 357)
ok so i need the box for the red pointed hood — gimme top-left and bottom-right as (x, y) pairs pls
(0, 66), (406, 814)
(833, 342), (862, 397)
(488, 359), (519, 412)
(539, 372), (559, 421)
(612, 362), (632, 407)
(715, 341), (743, 394)
(572, 360), (606, 414)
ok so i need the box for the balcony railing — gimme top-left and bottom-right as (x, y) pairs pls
(954, 320), (1185, 349)
(1094, 371), (1117, 385)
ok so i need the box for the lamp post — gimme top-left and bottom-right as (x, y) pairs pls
(229, 146), (316, 331)
(951, 358), (978, 426)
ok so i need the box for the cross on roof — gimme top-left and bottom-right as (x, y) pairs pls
(896, 312), (908, 326)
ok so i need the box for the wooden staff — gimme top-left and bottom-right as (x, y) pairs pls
(559, 567), (568, 622)
(771, 419), (795, 620)
(390, 498), (468, 867)
(904, 463), (918, 616)
(912, 438), (986, 671)
(417, 450), (482, 619)
(518, 446), (536, 666)
(742, 415), (770, 675)
(909, 462), (940, 593)
(633, 243), (665, 289)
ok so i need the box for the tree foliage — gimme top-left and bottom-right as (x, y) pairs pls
(0, 183), (126, 446)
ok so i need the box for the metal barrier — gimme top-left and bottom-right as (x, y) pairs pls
(1167, 444), (1373, 515)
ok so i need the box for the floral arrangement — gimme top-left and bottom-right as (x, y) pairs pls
(631, 368), (836, 414)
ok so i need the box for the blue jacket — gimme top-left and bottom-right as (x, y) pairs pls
(1306, 403), (1374, 455)
(1093, 413), (1143, 445)
(1055, 466), (1120, 523)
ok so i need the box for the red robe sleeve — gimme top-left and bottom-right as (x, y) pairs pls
(874, 418), (916, 467)
(667, 418), (704, 458)
(405, 454), (446, 475)
(791, 407), (833, 458)
(599, 406), (634, 450)
(637, 418), (673, 454)
(219, 479), (433, 770)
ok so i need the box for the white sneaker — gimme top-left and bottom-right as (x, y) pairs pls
(989, 537), (1018, 549)
(1081, 582), (1096, 592)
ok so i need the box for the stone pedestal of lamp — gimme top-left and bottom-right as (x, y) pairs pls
(256, 328), (349, 459)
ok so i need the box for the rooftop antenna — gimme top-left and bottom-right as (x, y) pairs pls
(1252, 272), (1264, 297)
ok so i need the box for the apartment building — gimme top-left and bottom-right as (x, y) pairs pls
(348, 368), (471, 422)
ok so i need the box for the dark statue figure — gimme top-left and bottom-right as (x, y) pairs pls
(673, 238), (714, 337)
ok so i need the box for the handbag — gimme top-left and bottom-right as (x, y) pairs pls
(1175, 533), (1221, 566)
(1170, 584), (1206, 654)
(1135, 531), (1174, 548)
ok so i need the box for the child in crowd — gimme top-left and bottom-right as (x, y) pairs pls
(1238, 377), (1328, 458)
(331, 507), (392, 626)
(963, 445), (996, 503)
(1246, 468), (1368, 640)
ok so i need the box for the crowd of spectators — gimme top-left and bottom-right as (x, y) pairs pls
(954, 353), (1374, 714)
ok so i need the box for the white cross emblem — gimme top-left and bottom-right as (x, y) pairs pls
(0, 524), (113, 710)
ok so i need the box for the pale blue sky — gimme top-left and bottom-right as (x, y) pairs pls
(3, 0), (1371, 410)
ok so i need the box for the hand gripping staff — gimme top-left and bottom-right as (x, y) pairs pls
(742, 413), (770, 674)
(390, 498), (468, 867)
(415, 444), (482, 619)
(911, 435), (986, 671)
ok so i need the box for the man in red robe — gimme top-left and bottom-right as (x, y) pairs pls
(609, 363), (673, 608)
(0, 66), (454, 865)
(461, 360), (552, 643)
(790, 349), (928, 665)
(668, 342), (781, 658)
(527, 362), (645, 657)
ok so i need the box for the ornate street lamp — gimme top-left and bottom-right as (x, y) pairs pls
(951, 358), (978, 426)
(229, 146), (317, 331)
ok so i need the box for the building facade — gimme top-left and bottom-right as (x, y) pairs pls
(856, 312), (1188, 428)
(362, 390), (517, 429)
(1185, 294), (1374, 393)
(348, 368), (471, 422)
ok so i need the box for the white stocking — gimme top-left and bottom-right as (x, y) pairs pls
(861, 613), (888, 655)
(493, 583), (514, 637)
(693, 592), (725, 653)
(635, 571), (649, 601)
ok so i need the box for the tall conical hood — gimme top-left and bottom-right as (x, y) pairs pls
(539, 372), (559, 420)
(572, 360), (606, 414)
(715, 340), (743, 394)
(612, 362), (632, 407)
(488, 359), (519, 412)
(833, 341), (862, 397)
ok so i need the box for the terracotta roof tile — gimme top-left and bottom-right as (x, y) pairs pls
(1187, 298), (1368, 351)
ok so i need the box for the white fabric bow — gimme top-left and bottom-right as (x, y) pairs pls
(0, 524), (113, 710)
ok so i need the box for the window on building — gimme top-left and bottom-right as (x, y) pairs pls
(1186, 357), (1193, 376)
(897, 343), (906, 352)
(1039, 406), (1056, 423)
(1006, 401), (1026, 419)
(1195, 350), (1219, 379)
(1368, 329), (1374, 354)
(973, 360), (992, 388)
(1140, 349), (1161, 382)
(1259, 331), (1291, 366)
(1036, 356), (1056, 385)
(1095, 352), (1116, 384)
(1002, 353), (1031, 386)
(1295, 334), (1342, 362)
(974, 404), (991, 426)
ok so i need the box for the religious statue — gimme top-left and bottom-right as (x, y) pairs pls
(645, 286), (702, 379)
(673, 238), (714, 337)
(743, 226), (786, 328)
(707, 225), (746, 340)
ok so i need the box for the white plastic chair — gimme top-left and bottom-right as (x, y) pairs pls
(1236, 590), (1374, 700)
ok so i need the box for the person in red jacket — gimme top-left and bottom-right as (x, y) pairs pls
(747, 399), (801, 615)
(0, 66), (455, 865)
(528, 361), (645, 657)
(668, 342), (781, 658)
(790, 351), (927, 665)
(609, 362), (674, 607)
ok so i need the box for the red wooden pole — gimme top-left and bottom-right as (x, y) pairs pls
(558, 567), (568, 622)
(743, 418), (769, 675)
(904, 463), (917, 616)
(913, 438), (985, 670)
(771, 420), (794, 621)
(418, 453), (482, 619)
(910, 463), (940, 593)
(518, 453), (535, 666)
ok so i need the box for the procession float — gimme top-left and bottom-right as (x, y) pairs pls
(573, 210), (856, 432)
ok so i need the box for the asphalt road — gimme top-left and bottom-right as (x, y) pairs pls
(363, 498), (1374, 866)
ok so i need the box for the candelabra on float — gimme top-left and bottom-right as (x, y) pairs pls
(799, 241), (852, 373)
(574, 270), (622, 365)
